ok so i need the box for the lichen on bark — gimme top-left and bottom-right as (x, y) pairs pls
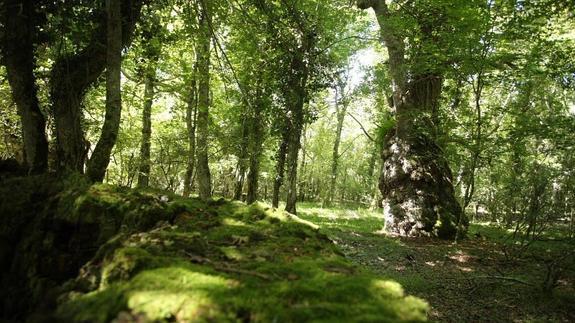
(380, 132), (467, 239)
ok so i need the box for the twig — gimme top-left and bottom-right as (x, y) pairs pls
(474, 275), (533, 286)
(347, 112), (374, 142)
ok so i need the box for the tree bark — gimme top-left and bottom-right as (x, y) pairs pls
(136, 50), (159, 188)
(284, 112), (303, 214)
(50, 0), (143, 173)
(284, 28), (314, 214)
(360, 0), (466, 239)
(183, 63), (198, 197)
(195, 0), (212, 200)
(245, 80), (266, 204)
(272, 128), (289, 208)
(233, 120), (249, 200)
(284, 58), (308, 214)
(3, 0), (48, 173)
(86, 0), (123, 182)
(326, 85), (348, 206)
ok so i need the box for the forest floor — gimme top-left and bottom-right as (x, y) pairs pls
(1, 175), (573, 322)
(297, 203), (575, 323)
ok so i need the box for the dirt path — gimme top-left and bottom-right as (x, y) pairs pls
(320, 227), (574, 322)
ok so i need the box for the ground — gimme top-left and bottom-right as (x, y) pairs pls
(0, 177), (427, 322)
(297, 202), (575, 323)
(1, 176), (573, 322)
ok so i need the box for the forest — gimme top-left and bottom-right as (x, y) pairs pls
(0, 0), (574, 322)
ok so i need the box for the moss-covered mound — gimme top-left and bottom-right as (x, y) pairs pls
(1, 176), (428, 322)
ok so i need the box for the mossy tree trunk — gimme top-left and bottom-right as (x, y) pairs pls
(86, 0), (123, 182)
(3, 0), (49, 174)
(359, 0), (466, 239)
(195, 0), (212, 200)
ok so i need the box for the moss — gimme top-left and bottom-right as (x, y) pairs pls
(52, 196), (428, 322)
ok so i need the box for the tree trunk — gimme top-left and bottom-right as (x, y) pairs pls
(298, 126), (307, 202)
(284, 75), (307, 214)
(50, 0), (144, 173)
(272, 128), (289, 208)
(86, 0), (123, 182)
(284, 114), (303, 214)
(183, 64), (198, 197)
(233, 120), (249, 201)
(326, 87), (348, 206)
(360, 0), (466, 239)
(246, 97), (264, 204)
(136, 51), (159, 188)
(195, 0), (212, 200)
(283, 30), (312, 214)
(3, 0), (48, 174)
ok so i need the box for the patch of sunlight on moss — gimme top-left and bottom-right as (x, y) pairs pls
(372, 280), (405, 298)
(126, 267), (233, 321)
(220, 246), (244, 261)
(222, 217), (247, 226)
(88, 184), (124, 204)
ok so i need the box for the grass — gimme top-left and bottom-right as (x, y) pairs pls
(297, 203), (575, 323)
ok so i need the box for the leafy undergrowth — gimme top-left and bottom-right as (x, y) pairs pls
(48, 188), (428, 322)
(298, 203), (575, 323)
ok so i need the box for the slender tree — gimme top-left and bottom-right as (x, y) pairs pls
(195, 0), (213, 200)
(136, 11), (163, 188)
(87, 0), (123, 182)
(183, 62), (198, 197)
(326, 75), (350, 206)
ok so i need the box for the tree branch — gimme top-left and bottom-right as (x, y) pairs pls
(347, 112), (374, 142)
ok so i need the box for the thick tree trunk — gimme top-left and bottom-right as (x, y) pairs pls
(272, 129), (289, 208)
(86, 0), (123, 182)
(50, 0), (143, 173)
(361, 0), (466, 239)
(183, 65), (198, 197)
(380, 75), (466, 239)
(3, 0), (48, 173)
(195, 1), (212, 200)
(137, 53), (159, 188)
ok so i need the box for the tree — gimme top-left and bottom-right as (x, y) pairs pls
(357, 0), (484, 238)
(86, 0), (123, 182)
(195, 0), (213, 200)
(137, 9), (163, 188)
(2, 0), (48, 173)
(326, 72), (351, 206)
(50, 0), (144, 173)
